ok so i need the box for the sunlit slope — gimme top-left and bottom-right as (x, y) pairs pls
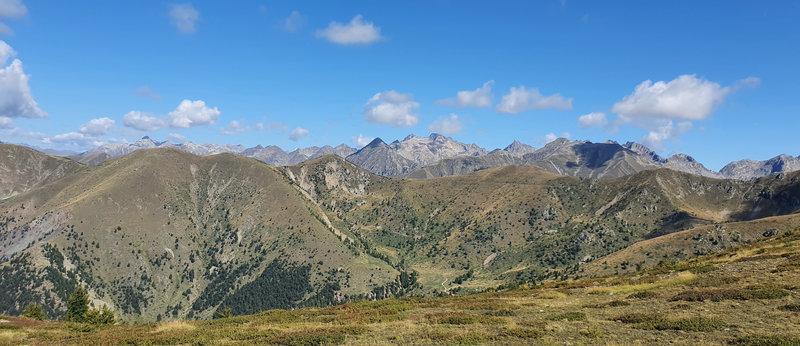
(290, 156), (800, 290)
(0, 144), (85, 200)
(0, 149), (398, 321)
(3, 227), (799, 345)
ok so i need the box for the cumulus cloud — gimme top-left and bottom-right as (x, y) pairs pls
(220, 120), (247, 135)
(123, 99), (219, 131)
(427, 113), (463, 135)
(257, 121), (288, 131)
(496, 86), (573, 114)
(168, 99), (220, 128)
(639, 120), (693, 149)
(170, 3), (199, 34)
(611, 74), (730, 120)
(0, 43), (47, 119)
(284, 10), (306, 32)
(351, 134), (374, 147)
(78, 117), (115, 136)
(364, 90), (420, 127)
(48, 131), (123, 149)
(544, 132), (571, 144)
(435, 81), (494, 108)
(133, 85), (162, 100)
(167, 133), (186, 143)
(0, 0), (27, 18)
(577, 112), (608, 128)
(122, 111), (167, 131)
(0, 115), (12, 128)
(0, 40), (13, 65)
(609, 74), (759, 147)
(288, 127), (309, 141)
(316, 15), (383, 45)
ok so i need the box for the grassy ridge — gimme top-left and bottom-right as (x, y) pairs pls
(2, 228), (799, 345)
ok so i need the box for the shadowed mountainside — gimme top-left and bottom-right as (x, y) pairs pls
(1, 148), (799, 322)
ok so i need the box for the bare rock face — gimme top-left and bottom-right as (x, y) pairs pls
(60, 134), (800, 180)
(70, 136), (356, 167)
(503, 140), (536, 157)
(406, 150), (521, 179)
(388, 133), (487, 166)
(663, 154), (722, 179)
(345, 138), (418, 176)
(720, 154), (800, 180)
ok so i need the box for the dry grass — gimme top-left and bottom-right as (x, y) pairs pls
(3, 230), (799, 345)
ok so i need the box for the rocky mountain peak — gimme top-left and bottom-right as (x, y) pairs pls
(504, 140), (536, 157)
(364, 137), (388, 149)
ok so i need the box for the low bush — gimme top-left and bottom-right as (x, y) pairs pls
(547, 312), (586, 321)
(627, 291), (658, 299)
(734, 334), (800, 346)
(503, 328), (544, 339)
(613, 312), (662, 324)
(671, 287), (789, 302)
(584, 300), (630, 308)
(779, 303), (800, 312)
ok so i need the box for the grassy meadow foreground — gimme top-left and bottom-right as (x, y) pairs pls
(2, 230), (799, 345)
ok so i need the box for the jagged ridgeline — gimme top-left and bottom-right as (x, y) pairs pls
(1, 144), (799, 322)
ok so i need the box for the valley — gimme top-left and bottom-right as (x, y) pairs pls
(1, 143), (799, 324)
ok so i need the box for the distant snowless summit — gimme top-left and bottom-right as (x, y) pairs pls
(63, 133), (800, 180)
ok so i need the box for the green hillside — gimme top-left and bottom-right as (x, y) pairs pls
(1, 148), (799, 322)
(2, 226), (799, 345)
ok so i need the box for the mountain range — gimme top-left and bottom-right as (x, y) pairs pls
(58, 133), (800, 181)
(1, 143), (800, 322)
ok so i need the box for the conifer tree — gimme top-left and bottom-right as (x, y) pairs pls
(22, 302), (47, 320)
(65, 287), (89, 322)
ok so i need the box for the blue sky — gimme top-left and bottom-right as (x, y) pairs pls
(0, 1), (797, 170)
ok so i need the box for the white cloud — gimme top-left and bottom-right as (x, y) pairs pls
(168, 99), (220, 128)
(611, 74), (730, 120)
(51, 131), (89, 142)
(0, 115), (12, 128)
(0, 50), (47, 119)
(167, 133), (186, 143)
(364, 90), (419, 127)
(610, 75), (759, 148)
(496, 86), (573, 114)
(133, 85), (162, 100)
(639, 120), (692, 149)
(288, 127), (309, 141)
(220, 119), (287, 135)
(122, 111), (167, 131)
(435, 81), (494, 108)
(734, 76), (761, 90)
(0, 0), (27, 18)
(0, 22), (12, 36)
(316, 15), (383, 45)
(48, 131), (122, 149)
(169, 3), (199, 34)
(284, 10), (305, 32)
(78, 117), (115, 136)
(577, 112), (608, 128)
(351, 134), (374, 147)
(220, 119), (247, 135)
(427, 113), (463, 135)
(544, 131), (571, 144)
(0, 40), (13, 65)
(257, 121), (288, 131)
